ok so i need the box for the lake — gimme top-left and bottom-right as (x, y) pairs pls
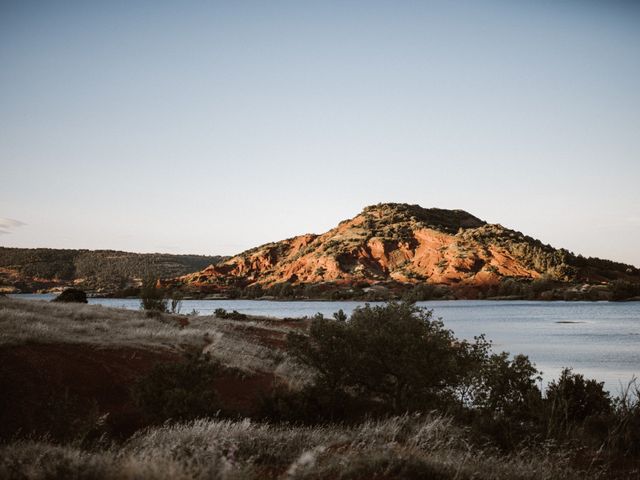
(9, 294), (640, 396)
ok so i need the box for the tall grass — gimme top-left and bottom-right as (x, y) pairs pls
(0, 415), (588, 480)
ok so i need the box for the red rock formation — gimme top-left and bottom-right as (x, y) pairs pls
(168, 203), (638, 294)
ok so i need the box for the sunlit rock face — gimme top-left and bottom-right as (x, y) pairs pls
(168, 203), (638, 294)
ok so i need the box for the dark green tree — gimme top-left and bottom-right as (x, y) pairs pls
(288, 302), (489, 414)
(472, 352), (541, 417)
(545, 368), (612, 437)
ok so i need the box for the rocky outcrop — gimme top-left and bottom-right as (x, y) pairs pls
(169, 203), (639, 294)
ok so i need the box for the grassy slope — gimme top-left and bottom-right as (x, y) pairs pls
(0, 296), (298, 372)
(0, 297), (624, 479)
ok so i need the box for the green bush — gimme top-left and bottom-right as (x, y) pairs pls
(287, 302), (505, 415)
(610, 280), (640, 301)
(132, 353), (220, 423)
(169, 291), (183, 314)
(545, 368), (612, 438)
(52, 288), (88, 303)
(139, 278), (168, 313)
(401, 284), (440, 302)
(214, 308), (247, 320)
(608, 380), (640, 456)
(332, 309), (348, 322)
(471, 352), (541, 417)
(258, 384), (373, 424)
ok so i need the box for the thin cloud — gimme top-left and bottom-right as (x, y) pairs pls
(0, 218), (26, 235)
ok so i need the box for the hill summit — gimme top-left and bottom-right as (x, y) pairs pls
(171, 203), (639, 298)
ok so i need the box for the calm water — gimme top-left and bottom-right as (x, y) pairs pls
(10, 294), (640, 395)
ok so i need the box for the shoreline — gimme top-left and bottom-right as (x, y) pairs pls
(7, 292), (640, 303)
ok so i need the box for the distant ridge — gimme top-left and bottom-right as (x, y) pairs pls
(0, 247), (226, 294)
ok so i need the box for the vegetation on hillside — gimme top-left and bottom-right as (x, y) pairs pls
(0, 247), (225, 293)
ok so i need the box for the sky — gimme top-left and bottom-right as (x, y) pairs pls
(1, 0), (639, 265)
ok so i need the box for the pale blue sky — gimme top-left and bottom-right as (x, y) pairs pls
(1, 1), (639, 265)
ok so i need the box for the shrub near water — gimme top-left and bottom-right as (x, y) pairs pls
(139, 278), (169, 313)
(283, 302), (541, 422)
(52, 288), (88, 303)
(140, 278), (183, 314)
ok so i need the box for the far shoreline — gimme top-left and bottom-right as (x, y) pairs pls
(7, 292), (640, 303)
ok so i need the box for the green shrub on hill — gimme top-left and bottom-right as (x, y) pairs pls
(132, 353), (220, 424)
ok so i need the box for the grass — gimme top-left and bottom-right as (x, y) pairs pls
(0, 415), (591, 480)
(0, 296), (303, 378)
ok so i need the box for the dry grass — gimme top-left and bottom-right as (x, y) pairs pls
(0, 414), (592, 480)
(0, 296), (201, 349)
(0, 296), (304, 379)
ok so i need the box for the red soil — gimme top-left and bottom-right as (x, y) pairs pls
(0, 344), (179, 437)
(0, 342), (278, 438)
(214, 370), (277, 416)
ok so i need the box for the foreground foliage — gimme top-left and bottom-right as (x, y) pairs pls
(280, 302), (640, 461)
(285, 303), (542, 419)
(1, 298), (639, 479)
(0, 415), (597, 480)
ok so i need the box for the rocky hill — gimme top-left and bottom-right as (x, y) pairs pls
(0, 248), (226, 294)
(169, 203), (639, 299)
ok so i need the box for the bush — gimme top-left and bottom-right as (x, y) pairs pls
(132, 353), (220, 423)
(287, 302), (501, 415)
(52, 288), (88, 303)
(258, 384), (373, 424)
(610, 280), (640, 301)
(401, 284), (440, 302)
(463, 351), (543, 449)
(214, 308), (247, 320)
(545, 368), (612, 438)
(333, 309), (348, 322)
(169, 291), (183, 314)
(471, 352), (541, 417)
(608, 379), (640, 456)
(139, 278), (168, 313)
